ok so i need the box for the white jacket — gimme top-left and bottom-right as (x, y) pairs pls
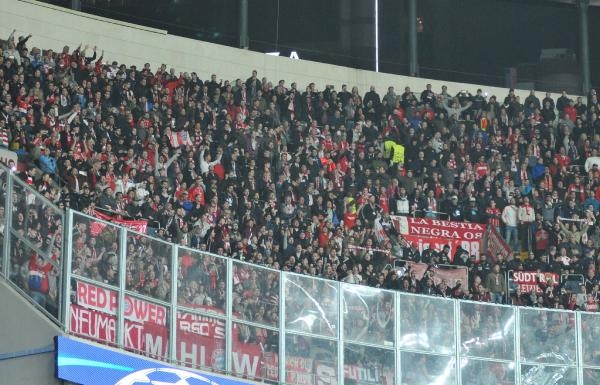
(518, 205), (536, 223)
(501, 205), (519, 227)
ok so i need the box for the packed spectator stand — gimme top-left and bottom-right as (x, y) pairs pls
(2, 29), (600, 318)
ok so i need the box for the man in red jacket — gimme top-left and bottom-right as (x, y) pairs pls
(563, 100), (577, 123)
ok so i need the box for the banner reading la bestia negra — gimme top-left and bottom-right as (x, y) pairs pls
(391, 216), (486, 259)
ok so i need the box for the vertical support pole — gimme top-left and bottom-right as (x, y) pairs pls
(60, 209), (73, 331)
(514, 306), (521, 384)
(396, 292), (402, 384)
(408, 0), (419, 76)
(579, 0), (591, 95)
(2, 170), (13, 278)
(337, 284), (344, 385)
(117, 227), (127, 347)
(374, 0), (379, 72)
(169, 245), (178, 364)
(225, 259), (234, 375)
(71, 0), (81, 11)
(279, 273), (286, 384)
(239, 0), (249, 49)
(576, 312), (584, 385)
(454, 299), (462, 385)
(339, 0), (351, 53)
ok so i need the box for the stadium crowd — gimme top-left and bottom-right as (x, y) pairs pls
(3, 30), (600, 317)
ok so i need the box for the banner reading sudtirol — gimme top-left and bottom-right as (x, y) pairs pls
(511, 271), (559, 294)
(391, 216), (486, 259)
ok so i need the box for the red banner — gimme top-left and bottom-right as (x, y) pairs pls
(312, 361), (391, 385)
(72, 281), (397, 384)
(392, 216), (485, 258)
(406, 261), (469, 291)
(263, 352), (279, 381)
(90, 210), (147, 235)
(76, 281), (167, 325)
(485, 225), (512, 259)
(401, 234), (481, 261)
(71, 280), (265, 379)
(512, 271), (559, 294)
(286, 356), (314, 385)
(70, 303), (167, 355)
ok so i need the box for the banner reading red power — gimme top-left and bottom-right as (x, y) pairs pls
(391, 216), (486, 259)
(70, 280), (268, 380)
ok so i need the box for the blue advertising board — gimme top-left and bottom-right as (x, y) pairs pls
(55, 336), (255, 385)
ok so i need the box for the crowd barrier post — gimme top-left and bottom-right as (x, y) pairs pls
(337, 281), (344, 385)
(506, 269), (513, 305)
(278, 269), (286, 383)
(514, 305), (522, 383)
(169, 244), (179, 365)
(225, 258), (234, 376)
(59, 208), (74, 330)
(116, 226), (128, 348)
(576, 311), (584, 385)
(454, 299), (462, 384)
(395, 290), (401, 383)
(1, 167), (13, 278)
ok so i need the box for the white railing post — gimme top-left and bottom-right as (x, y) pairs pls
(454, 299), (462, 385)
(169, 244), (179, 364)
(116, 227), (127, 347)
(514, 306), (521, 384)
(225, 258), (233, 376)
(2, 169), (13, 278)
(279, 272), (286, 384)
(60, 209), (74, 331)
(576, 312), (584, 385)
(337, 283), (344, 385)
(395, 291), (402, 385)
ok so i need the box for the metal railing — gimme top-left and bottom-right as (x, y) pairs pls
(3, 164), (600, 384)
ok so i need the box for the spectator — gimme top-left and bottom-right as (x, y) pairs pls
(5, 32), (600, 316)
(502, 198), (519, 251)
(484, 264), (506, 304)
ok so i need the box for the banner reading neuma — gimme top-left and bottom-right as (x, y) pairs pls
(511, 271), (559, 294)
(70, 280), (267, 380)
(391, 216), (486, 259)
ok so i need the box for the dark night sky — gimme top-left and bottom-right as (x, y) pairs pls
(42, 0), (599, 92)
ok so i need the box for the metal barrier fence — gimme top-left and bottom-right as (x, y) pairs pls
(3, 165), (600, 384)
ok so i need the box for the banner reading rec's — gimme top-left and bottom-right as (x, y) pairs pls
(391, 216), (486, 259)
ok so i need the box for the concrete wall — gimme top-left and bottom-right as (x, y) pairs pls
(0, 0), (578, 103)
(0, 279), (62, 385)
